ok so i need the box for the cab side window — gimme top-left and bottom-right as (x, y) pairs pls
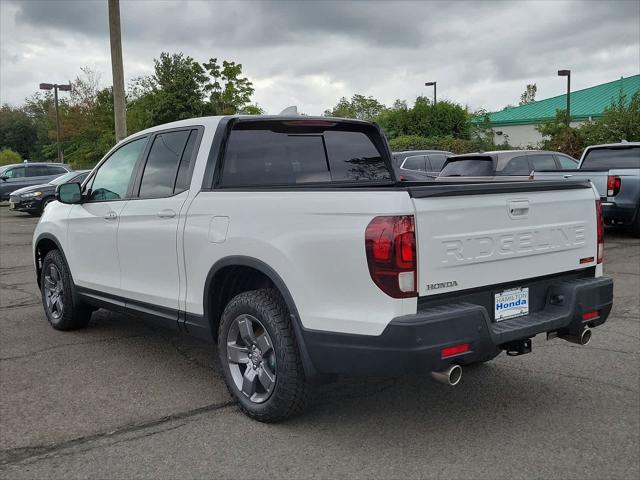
(4, 167), (25, 178)
(87, 137), (147, 202)
(138, 129), (195, 198)
(556, 154), (578, 169)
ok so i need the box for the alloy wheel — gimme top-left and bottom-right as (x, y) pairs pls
(43, 264), (64, 320)
(226, 314), (277, 403)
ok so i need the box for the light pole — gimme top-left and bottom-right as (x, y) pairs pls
(425, 81), (436, 105)
(557, 69), (571, 127)
(39, 82), (72, 163)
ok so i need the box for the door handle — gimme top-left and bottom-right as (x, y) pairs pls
(157, 209), (176, 219)
(563, 174), (573, 178)
(104, 211), (117, 220)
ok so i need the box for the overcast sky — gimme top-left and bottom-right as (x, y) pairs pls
(1, 0), (639, 115)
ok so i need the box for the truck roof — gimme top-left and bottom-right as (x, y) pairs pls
(131, 115), (372, 139)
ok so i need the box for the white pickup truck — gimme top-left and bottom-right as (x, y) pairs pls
(33, 116), (613, 421)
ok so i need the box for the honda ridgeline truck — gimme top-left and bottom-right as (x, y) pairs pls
(33, 116), (613, 422)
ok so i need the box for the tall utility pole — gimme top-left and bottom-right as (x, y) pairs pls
(39, 83), (71, 163)
(425, 81), (437, 105)
(558, 69), (571, 127)
(108, 0), (127, 142)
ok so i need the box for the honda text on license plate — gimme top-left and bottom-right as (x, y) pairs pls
(494, 287), (529, 321)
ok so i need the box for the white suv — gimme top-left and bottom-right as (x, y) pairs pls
(34, 116), (613, 421)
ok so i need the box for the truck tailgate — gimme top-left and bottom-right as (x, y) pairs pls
(409, 182), (598, 296)
(534, 170), (608, 198)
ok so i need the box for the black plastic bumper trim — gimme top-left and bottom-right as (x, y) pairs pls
(301, 275), (613, 377)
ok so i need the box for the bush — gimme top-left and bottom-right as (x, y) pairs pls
(388, 135), (510, 154)
(537, 91), (640, 158)
(0, 148), (21, 166)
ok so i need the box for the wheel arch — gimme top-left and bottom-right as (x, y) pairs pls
(34, 233), (68, 288)
(203, 256), (317, 378)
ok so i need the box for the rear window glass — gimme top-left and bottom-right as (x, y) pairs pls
(439, 158), (494, 177)
(581, 147), (640, 169)
(401, 156), (426, 171)
(220, 121), (391, 186)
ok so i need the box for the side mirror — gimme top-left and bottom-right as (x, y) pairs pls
(56, 182), (82, 204)
(0, 175), (8, 181)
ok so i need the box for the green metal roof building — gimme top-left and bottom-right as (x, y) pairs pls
(482, 75), (640, 147)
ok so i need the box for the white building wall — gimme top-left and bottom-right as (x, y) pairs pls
(493, 121), (584, 148)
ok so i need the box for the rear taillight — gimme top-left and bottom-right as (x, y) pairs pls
(607, 175), (621, 197)
(365, 215), (417, 298)
(595, 199), (604, 264)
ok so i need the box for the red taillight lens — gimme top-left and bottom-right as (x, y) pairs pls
(441, 343), (470, 358)
(365, 215), (417, 298)
(582, 310), (599, 321)
(595, 199), (604, 264)
(607, 175), (621, 197)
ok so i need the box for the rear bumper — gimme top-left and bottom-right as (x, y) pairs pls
(303, 275), (613, 376)
(602, 202), (637, 226)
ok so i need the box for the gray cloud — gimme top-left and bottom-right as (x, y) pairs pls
(1, 0), (639, 115)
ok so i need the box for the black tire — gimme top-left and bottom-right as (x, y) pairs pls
(218, 288), (309, 422)
(41, 196), (55, 213)
(40, 250), (92, 330)
(631, 208), (640, 238)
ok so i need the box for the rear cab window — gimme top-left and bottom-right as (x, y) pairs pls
(581, 146), (640, 169)
(218, 120), (392, 187)
(439, 156), (495, 177)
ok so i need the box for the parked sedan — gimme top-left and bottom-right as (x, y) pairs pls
(0, 162), (73, 200)
(9, 170), (89, 215)
(392, 150), (454, 180)
(438, 150), (578, 179)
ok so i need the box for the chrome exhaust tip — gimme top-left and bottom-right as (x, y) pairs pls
(560, 327), (592, 346)
(430, 364), (462, 386)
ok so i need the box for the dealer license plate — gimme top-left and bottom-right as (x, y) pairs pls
(494, 287), (529, 321)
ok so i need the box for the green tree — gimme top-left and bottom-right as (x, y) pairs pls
(128, 53), (257, 130)
(376, 97), (470, 140)
(324, 94), (387, 121)
(537, 91), (640, 158)
(128, 52), (208, 129)
(203, 58), (255, 115)
(0, 148), (22, 166)
(519, 84), (537, 105)
(0, 105), (38, 159)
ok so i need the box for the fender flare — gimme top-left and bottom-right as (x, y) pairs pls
(33, 232), (67, 283)
(204, 256), (317, 378)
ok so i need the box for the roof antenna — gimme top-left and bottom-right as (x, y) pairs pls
(279, 106), (298, 115)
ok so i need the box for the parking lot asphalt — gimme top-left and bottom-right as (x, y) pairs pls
(0, 205), (638, 479)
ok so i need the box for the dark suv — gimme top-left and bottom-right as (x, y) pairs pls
(0, 162), (73, 200)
